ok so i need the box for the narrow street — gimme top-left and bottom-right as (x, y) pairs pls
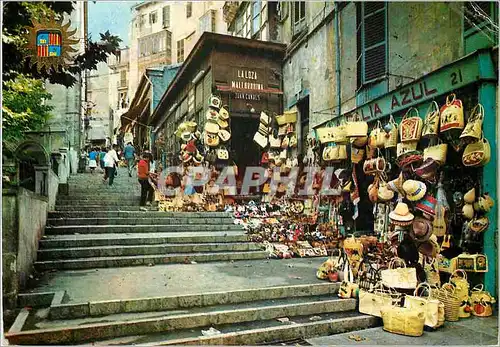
(6, 168), (377, 345)
(3, 1), (499, 345)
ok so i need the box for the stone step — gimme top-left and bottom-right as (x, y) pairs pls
(40, 232), (248, 248)
(138, 314), (379, 346)
(57, 195), (142, 201)
(34, 250), (268, 270)
(49, 283), (340, 319)
(44, 224), (244, 235)
(55, 205), (148, 211)
(48, 211), (233, 218)
(6, 295), (360, 345)
(47, 217), (235, 226)
(56, 200), (142, 206)
(37, 242), (263, 260)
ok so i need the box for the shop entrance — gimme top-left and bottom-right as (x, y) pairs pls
(231, 115), (261, 180)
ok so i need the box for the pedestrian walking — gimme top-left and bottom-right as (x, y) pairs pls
(99, 147), (107, 171)
(124, 142), (136, 177)
(88, 147), (98, 174)
(137, 152), (154, 211)
(103, 145), (119, 186)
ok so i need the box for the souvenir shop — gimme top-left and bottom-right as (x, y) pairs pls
(313, 49), (497, 336)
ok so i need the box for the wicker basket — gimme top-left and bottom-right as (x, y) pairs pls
(384, 115), (398, 149)
(424, 142), (448, 165)
(346, 113), (368, 137)
(463, 136), (490, 167)
(438, 283), (460, 322)
(381, 305), (425, 337)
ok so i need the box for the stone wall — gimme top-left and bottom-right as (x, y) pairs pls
(16, 188), (48, 289)
(48, 168), (60, 211)
(2, 190), (19, 311)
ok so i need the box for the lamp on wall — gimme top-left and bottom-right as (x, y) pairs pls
(192, 70), (205, 84)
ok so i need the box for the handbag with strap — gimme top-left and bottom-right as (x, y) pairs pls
(338, 261), (358, 299)
(381, 303), (426, 337)
(423, 256), (441, 287)
(470, 284), (496, 317)
(423, 141), (448, 165)
(400, 107), (423, 142)
(403, 283), (445, 329)
(381, 258), (417, 289)
(346, 113), (368, 137)
(462, 134), (491, 167)
(440, 93), (464, 132)
(422, 101), (440, 138)
(359, 282), (401, 318)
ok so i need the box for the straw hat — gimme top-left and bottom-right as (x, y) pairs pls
(206, 109), (219, 121)
(387, 172), (405, 195)
(410, 217), (432, 242)
(389, 202), (415, 226)
(403, 180), (427, 201)
(378, 182), (395, 202)
(185, 121), (197, 132)
(418, 234), (440, 258)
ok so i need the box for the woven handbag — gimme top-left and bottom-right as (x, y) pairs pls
(381, 303), (425, 337)
(404, 283), (444, 329)
(423, 141), (448, 165)
(384, 115), (398, 148)
(462, 135), (490, 167)
(470, 284), (496, 317)
(422, 101), (440, 138)
(359, 282), (400, 318)
(439, 283), (460, 321)
(346, 113), (368, 137)
(400, 108), (423, 142)
(351, 147), (365, 164)
(276, 110), (297, 125)
(460, 103), (484, 142)
(440, 93), (464, 132)
(381, 258), (417, 289)
(449, 269), (470, 301)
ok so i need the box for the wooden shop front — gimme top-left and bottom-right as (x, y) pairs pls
(151, 32), (286, 172)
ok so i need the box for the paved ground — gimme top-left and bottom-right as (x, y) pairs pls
(26, 257), (327, 303)
(306, 315), (499, 345)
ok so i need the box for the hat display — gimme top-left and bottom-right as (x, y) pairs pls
(387, 172), (405, 195)
(464, 188), (475, 204)
(185, 121), (197, 132)
(218, 129), (231, 142)
(413, 158), (439, 184)
(181, 132), (192, 142)
(389, 202), (415, 226)
(377, 182), (395, 202)
(415, 195), (437, 217)
(206, 109), (219, 121)
(403, 180), (427, 201)
(418, 234), (440, 258)
(410, 217), (432, 242)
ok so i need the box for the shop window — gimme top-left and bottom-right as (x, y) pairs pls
(166, 30), (172, 60)
(292, 2), (306, 38)
(149, 11), (157, 25)
(162, 6), (170, 28)
(356, 2), (387, 88)
(463, 1), (498, 54)
(252, 1), (261, 36)
(186, 2), (192, 18)
(177, 39), (184, 63)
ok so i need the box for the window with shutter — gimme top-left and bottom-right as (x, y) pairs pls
(186, 2), (192, 18)
(177, 39), (184, 63)
(166, 30), (172, 60)
(292, 2), (306, 37)
(356, 2), (387, 87)
(162, 6), (170, 28)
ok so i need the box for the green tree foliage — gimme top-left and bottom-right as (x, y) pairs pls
(2, 1), (122, 87)
(2, 75), (54, 141)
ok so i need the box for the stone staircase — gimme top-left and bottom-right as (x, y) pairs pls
(6, 170), (381, 345)
(7, 283), (380, 345)
(35, 170), (267, 271)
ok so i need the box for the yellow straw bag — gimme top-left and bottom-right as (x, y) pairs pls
(346, 113), (368, 137)
(449, 269), (469, 301)
(359, 283), (401, 318)
(316, 125), (347, 144)
(276, 110), (297, 125)
(440, 93), (465, 132)
(381, 258), (417, 289)
(369, 121), (385, 148)
(384, 115), (398, 148)
(400, 107), (423, 142)
(423, 141), (448, 165)
(460, 103), (484, 142)
(422, 101), (440, 138)
(381, 303), (426, 337)
(404, 283), (445, 329)
(351, 147), (365, 164)
(438, 283), (461, 322)
(462, 134), (490, 167)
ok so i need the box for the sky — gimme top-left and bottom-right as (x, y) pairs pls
(88, 1), (139, 48)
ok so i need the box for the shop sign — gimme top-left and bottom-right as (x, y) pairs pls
(231, 68), (266, 101)
(344, 54), (481, 122)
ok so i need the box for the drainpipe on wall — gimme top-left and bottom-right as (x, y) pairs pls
(334, 3), (341, 120)
(143, 73), (154, 152)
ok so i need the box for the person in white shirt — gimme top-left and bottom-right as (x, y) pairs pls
(103, 145), (119, 186)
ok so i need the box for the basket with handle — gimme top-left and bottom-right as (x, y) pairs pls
(400, 107), (423, 142)
(439, 283), (460, 321)
(381, 257), (417, 290)
(422, 101), (440, 138)
(384, 115), (399, 148)
(346, 113), (368, 137)
(462, 133), (490, 167)
(403, 282), (445, 328)
(381, 301), (426, 337)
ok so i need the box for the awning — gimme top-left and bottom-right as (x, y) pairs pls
(215, 85), (283, 95)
